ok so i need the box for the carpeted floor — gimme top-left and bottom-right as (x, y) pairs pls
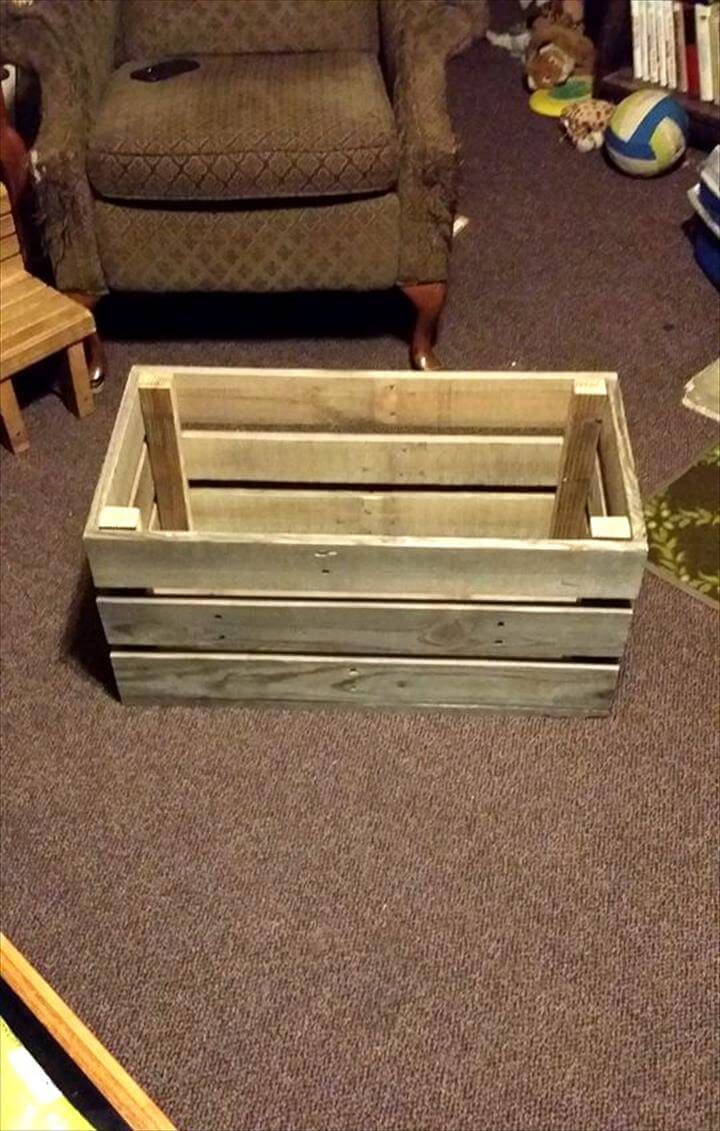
(1, 42), (719, 1131)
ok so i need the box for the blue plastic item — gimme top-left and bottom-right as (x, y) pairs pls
(694, 223), (720, 290)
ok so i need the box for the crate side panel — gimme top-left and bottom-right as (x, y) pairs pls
(182, 431), (564, 486)
(86, 531), (646, 601)
(190, 488), (555, 539)
(112, 650), (619, 713)
(170, 369), (585, 430)
(98, 596), (633, 658)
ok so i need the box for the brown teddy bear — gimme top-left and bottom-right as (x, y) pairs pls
(525, 15), (596, 90)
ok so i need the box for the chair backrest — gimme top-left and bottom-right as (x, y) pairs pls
(120, 0), (379, 59)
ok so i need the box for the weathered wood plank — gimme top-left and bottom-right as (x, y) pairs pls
(86, 369), (144, 525)
(589, 455), (607, 517)
(138, 375), (192, 531)
(182, 430), (564, 486)
(605, 378), (646, 542)
(98, 595), (633, 658)
(85, 530), (647, 600)
(162, 367), (610, 430)
(551, 379), (607, 539)
(111, 650), (619, 714)
(190, 488), (554, 539)
(130, 445), (155, 530)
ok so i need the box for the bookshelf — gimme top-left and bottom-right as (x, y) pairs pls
(588, 0), (720, 149)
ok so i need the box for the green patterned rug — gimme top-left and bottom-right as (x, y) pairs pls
(644, 444), (720, 609)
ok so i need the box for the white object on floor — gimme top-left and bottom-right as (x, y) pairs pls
(453, 214), (470, 238)
(682, 358), (720, 423)
(486, 27), (531, 56)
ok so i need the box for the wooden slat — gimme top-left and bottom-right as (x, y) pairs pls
(589, 455), (607, 517)
(84, 529), (647, 601)
(86, 369), (144, 523)
(604, 378), (646, 542)
(0, 274), (45, 307)
(1, 287), (76, 335)
(111, 650), (619, 714)
(130, 444), (155, 530)
(0, 291), (94, 379)
(0, 300), (91, 348)
(182, 430), (564, 486)
(0, 184), (11, 215)
(0, 232), (20, 261)
(162, 367), (611, 431)
(0, 212), (16, 238)
(190, 488), (554, 539)
(551, 379), (607, 539)
(138, 375), (192, 531)
(98, 595), (633, 658)
(1, 320), (93, 380)
(0, 934), (176, 1131)
(0, 256), (24, 288)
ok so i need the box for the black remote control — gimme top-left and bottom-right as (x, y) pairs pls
(130, 58), (199, 83)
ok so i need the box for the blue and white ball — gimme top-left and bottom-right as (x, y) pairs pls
(606, 90), (689, 177)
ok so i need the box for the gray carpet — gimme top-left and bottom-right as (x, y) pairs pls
(1, 42), (719, 1131)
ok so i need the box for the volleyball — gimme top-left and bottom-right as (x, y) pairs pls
(605, 90), (689, 177)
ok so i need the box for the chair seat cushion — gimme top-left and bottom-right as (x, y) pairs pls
(87, 52), (400, 202)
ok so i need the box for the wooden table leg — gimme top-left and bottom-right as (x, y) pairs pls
(0, 378), (30, 453)
(401, 283), (446, 371)
(63, 340), (95, 418)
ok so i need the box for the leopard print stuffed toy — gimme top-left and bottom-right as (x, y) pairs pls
(560, 99), (614, 152)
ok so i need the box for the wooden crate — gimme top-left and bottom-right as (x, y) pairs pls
(84, 366), (647, 715)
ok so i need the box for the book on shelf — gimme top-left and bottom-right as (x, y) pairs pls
(674, 1), (689, 93)
(646, 0), (659, 81)
(709, 1), (720, 104)
(628, 0), (720, 104)
(684, 2), (701, 97)
(664, 1), (678, 89)
(696, 0), (714, 100)
(631, 1), (646, 78)
(657, 0), (668, 86)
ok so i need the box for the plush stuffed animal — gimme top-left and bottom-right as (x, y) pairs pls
(525, 15), (595, 90)
(560, 99), (614, 151)
(527, 41), (575, 89)
(523, 0), (585, 32)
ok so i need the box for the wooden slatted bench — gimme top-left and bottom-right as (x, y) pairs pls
(84, 365), (648, 716)
(0, 183), (95, 453)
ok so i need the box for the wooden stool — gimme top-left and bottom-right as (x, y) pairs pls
(0, 183), (95, 453)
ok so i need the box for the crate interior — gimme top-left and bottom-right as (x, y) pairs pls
(91, 368), (643, 546)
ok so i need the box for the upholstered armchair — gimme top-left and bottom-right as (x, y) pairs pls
(1, 0), (479, 369)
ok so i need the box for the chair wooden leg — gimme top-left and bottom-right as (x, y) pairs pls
(0, 378), (30, 453)
(401, 282), (447, 371)
(65, 293), (106, 389)
(63, 340), (95, 419)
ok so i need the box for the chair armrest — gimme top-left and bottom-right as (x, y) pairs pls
(380, 0), (472, 284)
(0, 0), (118, 292)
